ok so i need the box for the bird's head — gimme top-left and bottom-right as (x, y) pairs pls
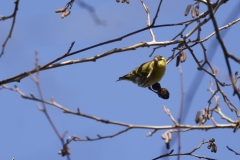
(154, 56), (166, 67)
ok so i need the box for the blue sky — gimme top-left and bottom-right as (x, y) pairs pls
(0, 0), (240, 160)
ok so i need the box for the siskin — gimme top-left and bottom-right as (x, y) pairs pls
(117, 56), (166, 88)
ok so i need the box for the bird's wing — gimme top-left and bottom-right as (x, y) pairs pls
(135, 61), (152, 77)
(134, 61), (154, 86)
(117, 60), (153, 84)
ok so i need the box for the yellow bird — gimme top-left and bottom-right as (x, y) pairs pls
(117, 56), (166, 88)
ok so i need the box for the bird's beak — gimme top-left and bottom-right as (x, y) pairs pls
(154, 57), (159, 63)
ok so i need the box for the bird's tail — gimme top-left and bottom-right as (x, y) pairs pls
(116, 75), (129, 82)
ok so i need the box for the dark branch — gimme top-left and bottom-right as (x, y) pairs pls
(226, 146), (240, 155)
(153, 139), (216, 160)
(206, 0), (240, 99)
(0, 0), (20, 58)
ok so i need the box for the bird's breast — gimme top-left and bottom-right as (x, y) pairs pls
(151, 66), (166, 81)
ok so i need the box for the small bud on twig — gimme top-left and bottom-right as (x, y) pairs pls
(180, 50), (187, 63)
(191, 7), (195, 18)
(55, 7), (67, 13)
(185, 5), (192, 16)
(195, 111), (201, 124)
(211, 143), (217, 153)
(195, 5), (199, 16)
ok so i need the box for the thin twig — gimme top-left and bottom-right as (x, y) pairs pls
(29, 53), (70, 159)
(151, 0), (163, 26)
(67, 127), (130, 142)
(178, 66), (184, 160)
(206, 0), (240, 98)
(184, 40), (238, 113)
(226, 146), (240, 155)
(153, 139), (215, 160)
(0, 0), (20, 58)
(140, 0), (156, 42)
(164, 106), (179, 126)
(208, 81), (234, 123)
(198, 17), (240, 43)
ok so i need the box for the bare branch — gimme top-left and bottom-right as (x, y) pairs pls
(206, 0), (240, 98)
(208, 82), (235, 123)
(178, 66), (185, 159)
(199, 17), (240, 43)
(151, 0), (163, 26)
(184, 40), (238, 113)
(67, 127), (130, 142)
(227, 146), (240, 155)
(140, 0), (157, 42)
(22, 53), (70, 159)
(164, 106), (179, 126)
(153, 139), (216, 160)
(0, 0), (20, 58)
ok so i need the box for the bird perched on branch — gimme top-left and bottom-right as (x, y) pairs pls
(117, 56), (166, 88)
